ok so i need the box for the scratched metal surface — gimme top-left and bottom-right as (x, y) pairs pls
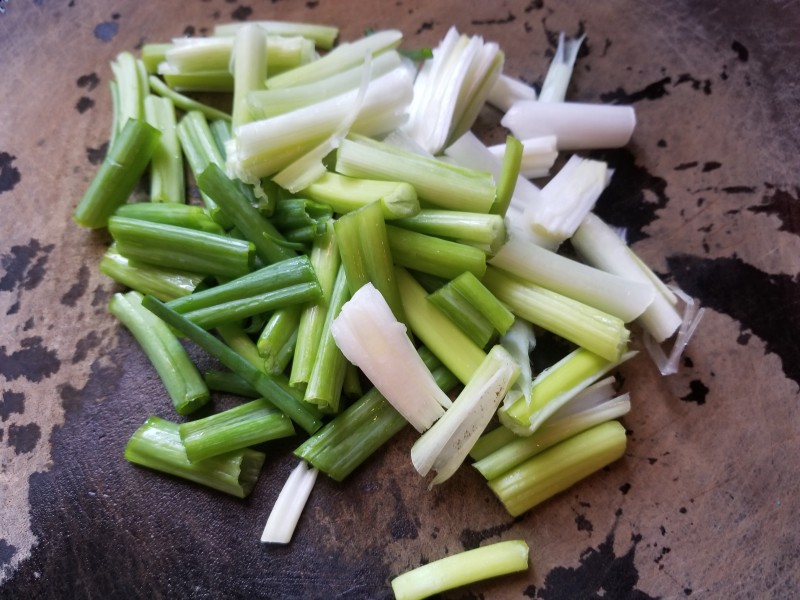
(1, 1), (798, 598)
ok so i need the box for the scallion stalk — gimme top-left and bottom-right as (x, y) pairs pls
(125, 416), (265, 498)
(261, 461), (318, 544)
(144, 94), (184, 203)
(203, 370), (260, 398)
(257, 306), (301, 375)
(149, 75), (232, 122)
(214, 20), (340, 50)
(100, 245), (203, 301)
(385, 225), (487, 280)
(392, 209), (506, 254)
(115, 202), (224, 234)
(301, 172), (419, 220)
(231, 24), (268, 129)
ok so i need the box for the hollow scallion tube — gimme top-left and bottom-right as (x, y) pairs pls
(144, 94), (184, 203)
(386, 225), (487, 280)
(125, 416), (265, 498)
(179, 398), (295, 463)
(391, 540), (529, 600)
(204, 370), (260, 398)
(161, 69), (234, 92)
(149, 75), (232, 122)
(304, 265), (350, 412)
(141, 43), (171, 73)
(392, 209), (506, 254)
(336, 135), (496, 213)
(231, 24), (268, 129)
(142, 296), (324, 434)
(115, 202), (224, 234)
(294, 346), (458, 481)
(334, 201), (406, 325)
(482, 266), (629, 362)
(110, 52), (148, 140)
(214, 20), (340, 50)
(428, 271), (514, 348)
(73, 118), (160, 229)
(396, 267), (486, 384)
(109, 291), (209, 415)
(492, 135), (523, 216)
(487, 421), (627, 517)
(301, 172), (419, 220)
(100, 245), (203, 301)
(257, 306), (301, 375)
(271, 198), (332, 237)
(198, 164), (296, 265)
(109, 216), (254, 279)
(290, 227), (340, 389)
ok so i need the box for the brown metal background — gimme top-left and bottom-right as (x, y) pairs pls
(1, 1), (799, 598)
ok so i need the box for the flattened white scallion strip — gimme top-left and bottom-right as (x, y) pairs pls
(230, 24), (268, 129)
(489, 234), (655, 322)
(411, 345), (519, 486)
(488, 135), (558, 180)
(213, 20), (340, 50)
(642, 285), (705, 375)
(331, 283), (451, 432)
(487, 73), (536, 112)
(165, 36), (315, 73)
(499, 319), (536, 406)
(261, 461), (318, 544)
(572, 212), (683, 343)
(538, 32), (585, 103)
(502, 100), (636, 150)
(524, 154), (608, 248)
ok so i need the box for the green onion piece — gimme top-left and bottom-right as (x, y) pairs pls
(391, 540), (529, 600)
(428, 271), (514, 347)
(301, 172), (419, 220)
(204, 370), (260, 398)
(125, 416), (265, 498)
(198, 164), (297, 265)
(141, 43), (171, 73)
(290, 227), (340, 389)
(492, 135), (523, 216)
(261, 461), (318, 544)
(179, 398), (295, 463)
(468, 425), (518, 462)
(142, 296), (323, 434)
(305, 265), (350, 412)
(216, 322), (266, 373)
(257, 306), (301, 375)
(115, 203), (223, 234)
(272, 198), (332, 234)
(162, 70), (234, 92)
(167, 255), (317, 315)
(143, 95), (184, 203)
(149, 75), (232, 122)
(231, 24), (268, 128)
(499, 347), (634, 435)
(214, 20), (340, 50)
(396, 267), (486, 385)
(386, 225), (487, 280)
(539, 33), (585, 104)
(488, 421), (627, 516)
(73, 119), (160, 229)
(482, 266), (629, 362)
(100, 245), (202, 301)
(110, 52), (148, 139)
(109, 216), (254, 279)
(209, 119), (233, 159)
(294, 346), (457, 481)
(392, 209), (506, 254)
(336, 135), (496, 213)
(334, 201), (406, 325)
(109, 291), (209, 415)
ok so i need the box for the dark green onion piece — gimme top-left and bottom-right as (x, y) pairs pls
(257, 306), (301, 375)
(198, 163), (296, 264)
(294, 346), (458, 481)
(492, 135), (523, 217)
(100, 245), (202, 301)
(179, 398), (295, 462)
(115, 203), (224, 234)
(125, 416), (265, 498)
(150, 75), (232, 122)
(386, 225), (487, 280)
(142, 295), (324, 434)
(109, 291), (209, 415)
(73, 118), (160, 229)
(109, 216), (254, 279)
(204, 370), (260, 398)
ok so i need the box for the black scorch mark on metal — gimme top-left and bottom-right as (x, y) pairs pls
(60, 264), (91, 307)
(86, 142), (109, 165)
(471, 11), (516, 26)
(602, 77), (672, 104)
(681, 379), (709, 405)
(731, 40), (749, 62)
(8, 422), (41, 455)
(0, 539), (17, 567)
(667, 254), (800, 387)
(748, 185), (800, 235)
(231, 6), (252, 21)
(461, 518), (521, 550)
(0, 390), (25, 422)
(77, 72), (100, 91)
(76, 96), (95, 114)
(0, 337), (61, 383)
(575, 513), (593, 532)
(94, 21), (119, 42)
(0, 151), (21, 194)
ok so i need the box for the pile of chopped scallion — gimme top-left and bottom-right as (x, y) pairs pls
(74, 19), (703, 599)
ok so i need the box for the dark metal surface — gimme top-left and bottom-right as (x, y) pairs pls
(1, 1), (799, 598)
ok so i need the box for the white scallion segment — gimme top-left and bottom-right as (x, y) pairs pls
(643, 286), (706, 375)
(411, 346), (519, 486)
(443, 131), (542, 222)
(228, 66), (413, 181)
(487, 73), (537, 112)
(166, 36), (315, 73)
(391, 540), (529, 600)
(538, 32), (585, 103)
(260, 461), (318, 544)
(500, 320), (536, 406)
(264, 29), (402, 89)
(247, 50), (401, 119)
(572, 213), (683, 342)
(213, 20), (339, 50)
(331, 283), (451, 432)
(488, 135), (558, 179)
(489, 234), (654, 322)
(231, 24), (267, 129)
(502, 100), (636, 150)
(402, 27), (503, 154)
(524, 154), (608, 247)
